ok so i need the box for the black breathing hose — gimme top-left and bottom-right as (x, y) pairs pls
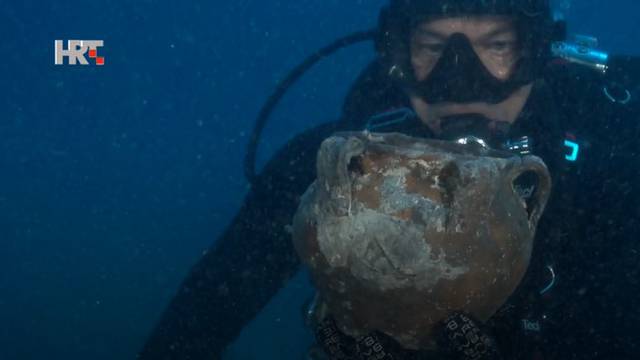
(243, 29), (377, 184)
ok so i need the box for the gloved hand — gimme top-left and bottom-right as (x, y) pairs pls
(314, 313), (503, 360)
(437, 312), (503, 360)
(314, 317), (397, 360)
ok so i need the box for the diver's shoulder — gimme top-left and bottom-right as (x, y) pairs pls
(544, 62), (606, 98)
(540, 60), (640, 170)
(606, 54), (640, 87)
(545, 55), (640, 102)
(547, 60), (639, 130)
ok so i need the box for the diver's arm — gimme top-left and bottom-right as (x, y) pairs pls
(588, 106), (640, 357)
(138, 122), (341, 360)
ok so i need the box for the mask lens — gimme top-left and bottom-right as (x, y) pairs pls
(472, 36), (521, 80)
(411, 32), (519, 81)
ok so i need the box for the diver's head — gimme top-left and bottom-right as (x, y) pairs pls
(376, 0), (557, 135)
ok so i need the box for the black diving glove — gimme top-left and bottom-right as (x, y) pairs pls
(314, 313), (503, 360)
(313, 317), (400, 360)
(437, 312), (503, 360)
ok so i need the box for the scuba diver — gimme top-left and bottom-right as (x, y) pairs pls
(139, 0), (640, 359)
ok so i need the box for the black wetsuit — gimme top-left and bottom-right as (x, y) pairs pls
(139, 57), (640, 360)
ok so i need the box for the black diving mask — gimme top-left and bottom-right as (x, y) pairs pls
(410, 33), (533, 104)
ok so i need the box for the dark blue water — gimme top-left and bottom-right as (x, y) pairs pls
(1, 1), (639, 359)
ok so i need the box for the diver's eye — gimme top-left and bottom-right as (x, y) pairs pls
(487, 40), (516, 54)
(414, 43), (445, 56)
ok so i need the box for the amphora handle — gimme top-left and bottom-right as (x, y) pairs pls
(506, 156), (552, 228)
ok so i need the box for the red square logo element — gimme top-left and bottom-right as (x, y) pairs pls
(96, 57), (105, 65)
(88, 49), (97, 58)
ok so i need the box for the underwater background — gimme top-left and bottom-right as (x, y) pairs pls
(1, 0), (639, 359)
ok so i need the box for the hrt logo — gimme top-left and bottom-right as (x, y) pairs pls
(54, 40), (104, 65)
